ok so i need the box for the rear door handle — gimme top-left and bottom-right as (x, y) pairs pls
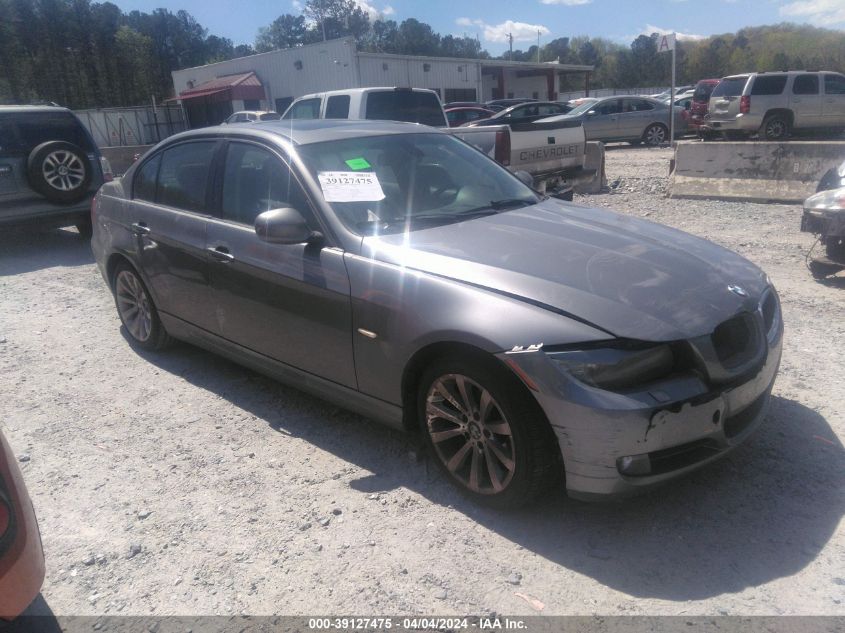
(131, 221), (150, 236)
(207, 246), (234, 262)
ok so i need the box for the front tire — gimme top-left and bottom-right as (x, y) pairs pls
(112, 262), (172, 350)
(417, 355), (561, 509)
(642, 123), (668, 146)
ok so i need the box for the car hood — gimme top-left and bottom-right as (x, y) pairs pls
(360, 199), (768, 341)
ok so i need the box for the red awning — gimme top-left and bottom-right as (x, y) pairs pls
(178, 72), (265, 102)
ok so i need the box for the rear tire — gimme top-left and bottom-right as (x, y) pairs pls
(417, 355), (562, 509)
(760, 114), (791, 141)
(112, 262), (173, 351)
(642, 123), (668, 146)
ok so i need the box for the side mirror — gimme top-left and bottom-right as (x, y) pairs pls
(254, 207), (319, 245)
(586, 110), (596, 116)
(513, 170), (534, 189)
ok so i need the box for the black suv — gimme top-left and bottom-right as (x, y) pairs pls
(0, 105), (111, 236)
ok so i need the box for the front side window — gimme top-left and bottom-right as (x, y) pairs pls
(133, 154), (161, 202)
(156, 142), (215, 212)
(751, 75), (787, 96)
(793, 74), (819, 95)
(824, 74), (845, 95)
(220, 142), (311, 226)
(297, 133), (538, 236)
(283, 98), (321, 120)
(596, 100), (620, 115)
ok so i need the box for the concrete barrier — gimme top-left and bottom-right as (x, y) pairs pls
(100, 144), (154, 176)
(573, 141), (607, 194)
(669, 140), (845, 203)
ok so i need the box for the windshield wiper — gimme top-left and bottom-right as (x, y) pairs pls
(488, 198), (536, 210)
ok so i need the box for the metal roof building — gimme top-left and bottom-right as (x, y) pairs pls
(171, 37), (594, 127)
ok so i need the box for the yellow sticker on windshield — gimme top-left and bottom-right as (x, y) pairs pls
(345, 157), (371, 170)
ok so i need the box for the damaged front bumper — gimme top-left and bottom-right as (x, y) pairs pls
(497, 312), (783, 500)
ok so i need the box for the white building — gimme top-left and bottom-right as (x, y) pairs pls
(171, 37), (593, 127)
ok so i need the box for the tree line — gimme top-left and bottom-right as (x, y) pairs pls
(1, 0), (844, 109)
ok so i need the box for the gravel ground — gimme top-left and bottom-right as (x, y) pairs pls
(0, 145), (843, 617)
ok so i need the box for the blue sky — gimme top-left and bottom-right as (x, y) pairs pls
(112, 0), (845, 55)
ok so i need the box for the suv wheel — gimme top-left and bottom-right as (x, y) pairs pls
(112, 263), (173, 351)
(418, 355), (561, 509)
(642, 123), (668, 146)
(27, 141), (92, 204)
(761, 115), (791, 141)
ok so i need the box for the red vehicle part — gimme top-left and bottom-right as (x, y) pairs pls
(0, 431), (45, 620)
(689, 79), (721, 129)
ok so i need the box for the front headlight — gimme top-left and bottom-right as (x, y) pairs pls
(550, 344), (675, 391)
(804, 187), (845, 212)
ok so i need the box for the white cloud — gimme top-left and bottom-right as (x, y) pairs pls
(459, 19), (550, 43)
(779, 0), (845, 24)
(540, 0), (591, 5)
(352, 0), (394, 21)
(292, 0), (302, 10)
(642, 24), (707, 41)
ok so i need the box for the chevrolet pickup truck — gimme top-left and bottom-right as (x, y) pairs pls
(280, 87), (590, 196)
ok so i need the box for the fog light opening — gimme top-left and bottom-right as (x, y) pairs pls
(712, 410), (721, 425)
(617, 454), (652, 476)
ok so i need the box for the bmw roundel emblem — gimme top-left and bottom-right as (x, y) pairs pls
(728, 285), (748, 297)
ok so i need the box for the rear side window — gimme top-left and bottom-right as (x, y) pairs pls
(623, 99), (654, 112)
(825, 74), (845, 95)
(750, 75), (787, 96)
(711, 77), (748, 98)
(284, 98), (321, 120)
(793, 75), (819, 95)
(133, 154), (160, 202)
(693, 82), (715, 101)
(365, 91), (446, 127)
(325, 95), (350, 119)
(13, 111), (96, 153)
(156, 142), (215, 212)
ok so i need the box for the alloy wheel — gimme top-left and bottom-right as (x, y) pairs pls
(644, 125), (666, 145)
(115, 270), (152, 342)
(765, 119), (787, 139)
(42, 150), (85, 191)
(425, 373), (515, 495)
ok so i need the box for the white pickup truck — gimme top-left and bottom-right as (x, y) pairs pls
(281, 87), (592, 197)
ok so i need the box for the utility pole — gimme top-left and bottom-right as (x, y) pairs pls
(537, 30), (541, 63)
(508, 33), (513, 61)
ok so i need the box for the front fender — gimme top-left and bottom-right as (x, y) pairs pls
(344, 252), (609, 405)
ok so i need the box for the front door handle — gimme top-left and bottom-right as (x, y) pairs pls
(131, 221), (150, 236)
(207, 246), (234, 262)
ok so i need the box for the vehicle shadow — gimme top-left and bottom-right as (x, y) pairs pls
(0, 595), (62, 633)
(135, 340), (844, 602)
(0, 228), (93, 276)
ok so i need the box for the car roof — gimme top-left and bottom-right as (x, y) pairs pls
(0, 105), (72, 114)
(162, 119), (445, 147)
(296, 87), (439, 100)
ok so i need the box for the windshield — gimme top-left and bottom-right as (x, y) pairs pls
(567, 99), (599, 116)
(297, 133), (539, 236)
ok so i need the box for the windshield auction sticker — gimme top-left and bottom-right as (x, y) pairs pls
(318, 171), (385, 202)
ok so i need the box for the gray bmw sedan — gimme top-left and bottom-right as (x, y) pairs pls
(91, 120), (782, 508)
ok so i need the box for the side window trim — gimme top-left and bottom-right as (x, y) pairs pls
(132, 152), (161, 202)
(135, 139), (222, 215)
(211, 137), (331, 240)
